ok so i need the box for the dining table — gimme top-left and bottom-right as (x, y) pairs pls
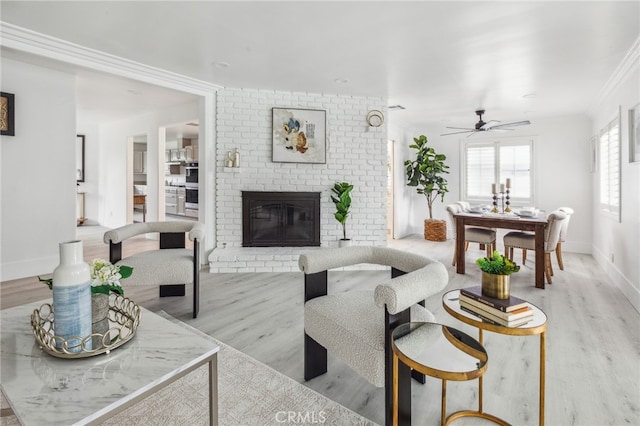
(453, 211), (549, 289)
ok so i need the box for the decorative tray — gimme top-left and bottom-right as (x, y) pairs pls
(30, 294), (141, 359)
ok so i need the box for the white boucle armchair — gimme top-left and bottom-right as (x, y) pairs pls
(104, 221), (204, 318)
(299, 246), (449, 426)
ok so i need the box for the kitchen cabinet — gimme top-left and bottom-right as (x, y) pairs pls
(165, 186), (187, 216)
(177, 188), (186, 215)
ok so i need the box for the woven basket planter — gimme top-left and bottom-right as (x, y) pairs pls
(424, 219), (447, 241)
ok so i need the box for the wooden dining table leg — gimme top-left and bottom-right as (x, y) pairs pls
(456, 217), (466, 274)
(534, 224), (545, 289)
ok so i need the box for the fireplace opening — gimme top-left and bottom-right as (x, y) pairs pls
(242, 191), (321, 247)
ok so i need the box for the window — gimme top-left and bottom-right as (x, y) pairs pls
(599, 115), (620, 219)
(463, 139), (534, 204)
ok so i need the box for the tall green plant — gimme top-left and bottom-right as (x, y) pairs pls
(330, 182), (353, 240)
(404, 135), (449, 219)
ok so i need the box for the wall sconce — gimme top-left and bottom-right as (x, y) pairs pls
(366, 110), (384, 128)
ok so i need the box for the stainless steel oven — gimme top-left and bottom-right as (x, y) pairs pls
(185, 183), (198, 210)
(184, 163), (198, 215)
(185, 163), (198, 186)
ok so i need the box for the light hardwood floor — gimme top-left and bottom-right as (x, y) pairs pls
(2, 227), (639, 425)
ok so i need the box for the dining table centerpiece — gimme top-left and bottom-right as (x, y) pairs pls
(476, 250), (520, 299)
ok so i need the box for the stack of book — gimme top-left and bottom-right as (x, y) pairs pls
(459, 286), (534, 327)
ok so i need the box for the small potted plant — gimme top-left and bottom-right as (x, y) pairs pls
(330, 181), (354, 247)
(476, 251), (520, 299)
(404, 135), (450, 241)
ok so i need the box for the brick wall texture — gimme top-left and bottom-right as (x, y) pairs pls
(215, 88), (388, 249)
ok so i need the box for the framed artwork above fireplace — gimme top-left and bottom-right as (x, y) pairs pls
(272, 107), (326, 164)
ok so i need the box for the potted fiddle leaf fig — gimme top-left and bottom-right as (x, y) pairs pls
(330, 181), (353, 247)
(476, 251), (520, 299)
(404, 135), (449, 241)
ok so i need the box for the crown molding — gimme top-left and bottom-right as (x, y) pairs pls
(0, 21), (222, 95)
(590, 36), (640, 115)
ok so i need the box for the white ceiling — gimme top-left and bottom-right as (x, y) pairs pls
(1, 1), (638, 129)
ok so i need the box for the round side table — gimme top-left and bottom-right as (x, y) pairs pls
(442, 289), (548, 426)
(391, 322), (508, 425)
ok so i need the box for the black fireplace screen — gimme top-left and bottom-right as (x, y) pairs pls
(242, 192), (320, 247)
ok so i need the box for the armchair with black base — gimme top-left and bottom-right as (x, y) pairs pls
(299, 246), (449, 426)
(104, 221), (204, 318)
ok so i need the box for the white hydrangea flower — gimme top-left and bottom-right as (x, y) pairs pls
(90, 259), (123, 290)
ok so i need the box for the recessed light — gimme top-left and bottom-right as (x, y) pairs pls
(334, 78), (350, 84)
(127, 89), (142, 95)
(523, 93), (537, 99)
(212, 61), (230, 69)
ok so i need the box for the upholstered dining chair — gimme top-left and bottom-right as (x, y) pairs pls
(555, 207), (574, 270)
(503, 210), (567, 284)
(446, 204), (497, 266)
(455, 200), (472, 212)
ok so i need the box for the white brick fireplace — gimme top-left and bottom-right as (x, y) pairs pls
(208, 88), (388, 272)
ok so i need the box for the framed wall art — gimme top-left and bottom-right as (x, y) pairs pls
(629, 103), (640, 163)
(272, 107), (326, 164)
(1, 92), (15, 136)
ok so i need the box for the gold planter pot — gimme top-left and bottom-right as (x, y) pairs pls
(481, 271), (510, 300)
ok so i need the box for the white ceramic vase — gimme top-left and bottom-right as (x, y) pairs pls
(52, 240), (92, 352)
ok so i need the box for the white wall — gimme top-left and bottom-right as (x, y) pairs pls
(214, 88), (388, 248)
(1, 58), (77, 281)
(390, 115), (594, 256)
(591, 51), (640, 311)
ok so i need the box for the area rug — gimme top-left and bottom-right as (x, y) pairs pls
(1, 312), (377, 426)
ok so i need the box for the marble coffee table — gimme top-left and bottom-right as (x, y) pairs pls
(1, 300), (219, 425)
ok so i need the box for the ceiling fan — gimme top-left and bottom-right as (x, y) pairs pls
(441, 109), (530, 136)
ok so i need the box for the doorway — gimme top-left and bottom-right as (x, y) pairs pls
(164, 120), (200, 221)
(387, 140), (395, 240)
(131, 134), (148, 223)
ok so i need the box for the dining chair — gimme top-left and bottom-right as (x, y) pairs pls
(503, 210), (567, 284)
(446, 204), (497, 266)
(455, 201), (472, 212)
(555, 207), (574, 270)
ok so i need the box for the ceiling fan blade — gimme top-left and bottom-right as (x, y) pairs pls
(440, 130), (476, 136)
(480, 120), (501, 130)
(445, 126), (476, 130)
(490, 120), (531, 129)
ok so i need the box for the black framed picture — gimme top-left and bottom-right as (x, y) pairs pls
(1, 92), (15, 136)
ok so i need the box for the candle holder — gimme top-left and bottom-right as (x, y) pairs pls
(505, 188), (512, 212)
(491, 193), (499, 213)
(500, 192), (506, 213)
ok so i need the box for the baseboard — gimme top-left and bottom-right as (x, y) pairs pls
(563, 241), (592, 254)
(593, 246), (640, 314)
(1, 256), (59, 282)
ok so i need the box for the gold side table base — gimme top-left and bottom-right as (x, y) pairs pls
(445, 410), (511, 425)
